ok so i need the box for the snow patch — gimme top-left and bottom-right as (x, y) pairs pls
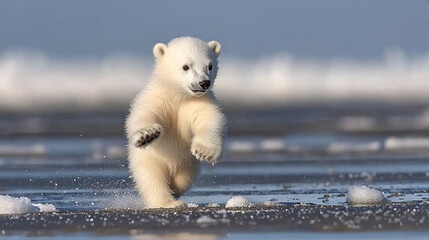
(225, 196), (253, 208)
(0, 195), (56, 215)
(186, 203), (198, 208)
(346, 186), (387, 206)
(32, 203), (57, 212)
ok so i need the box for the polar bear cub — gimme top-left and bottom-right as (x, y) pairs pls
(126, 37), (226, 208)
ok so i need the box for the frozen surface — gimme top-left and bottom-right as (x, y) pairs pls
(0, 195), (56, 215)
(2, 232), (429, 240)
(225, 196), (253, 208)
(1, 106), (429, 239)
(2, 203), (429, 233)
(346, 186), (387, 206)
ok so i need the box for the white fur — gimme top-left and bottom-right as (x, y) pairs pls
(126, 37), (226, 208)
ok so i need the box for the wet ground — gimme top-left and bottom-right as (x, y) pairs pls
(1, 104), (429, 239)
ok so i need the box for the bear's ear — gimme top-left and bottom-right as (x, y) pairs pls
(208, 41), (221, 57)
(153, 43), (167, 59)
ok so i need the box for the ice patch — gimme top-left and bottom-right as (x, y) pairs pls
(225, 196), (253, 208)
(186, 203), (199, 208)
(327, 141), (381, 153)
(0, 195), (56, 214)
(32, 203), (57, 212)
(385, 137), (429, 150)
(346, 186), (387, 206)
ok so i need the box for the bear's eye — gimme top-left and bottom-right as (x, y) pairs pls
(208, 64), (213, 71)
(182, 65), (189, 71)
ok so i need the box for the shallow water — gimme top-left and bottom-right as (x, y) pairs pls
(1, 105), (429, 238)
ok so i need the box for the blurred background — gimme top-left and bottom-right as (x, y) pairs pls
(1, 0), (429, 236)
(1, 0), (429, 113)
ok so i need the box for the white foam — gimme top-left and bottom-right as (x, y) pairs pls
(2, 50), (429, 112)
(225, 195), (253, 208)
(0, 52), (147, 112)
(346, 186), (387, 206)
(220, 52), (429, 107)
(0, 195), (56, 214)
(327, 141), (381, 153)
(385, 137), (429, 150)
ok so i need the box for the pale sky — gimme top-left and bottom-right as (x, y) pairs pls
(1, 0), (428, 59)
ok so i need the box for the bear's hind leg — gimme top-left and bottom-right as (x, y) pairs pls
(170, 162), (200, 199)
(130, 160), (184, 208)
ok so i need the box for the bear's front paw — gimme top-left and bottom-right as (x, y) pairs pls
(132, 124), (163, 148)
(191, 142), (221, 165)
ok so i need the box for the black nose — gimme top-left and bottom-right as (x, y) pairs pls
(199, 80), (210, 90)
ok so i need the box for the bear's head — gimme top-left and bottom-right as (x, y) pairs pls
(152, 37), (221, 97)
